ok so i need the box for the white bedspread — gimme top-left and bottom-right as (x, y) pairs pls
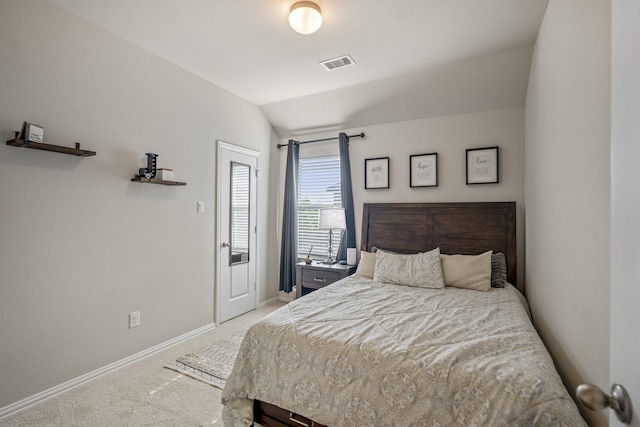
(222, 276), (586, 426)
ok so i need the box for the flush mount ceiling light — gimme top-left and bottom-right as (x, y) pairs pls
(289, 1), (322, 35)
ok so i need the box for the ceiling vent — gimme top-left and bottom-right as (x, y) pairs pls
(319, 54), (356, 71)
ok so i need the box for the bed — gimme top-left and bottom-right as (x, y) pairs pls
(221, 202), (585, 426)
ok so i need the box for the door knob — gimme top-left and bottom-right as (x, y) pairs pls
(576, 383), (633, 424)
(221, 241), (231, 248)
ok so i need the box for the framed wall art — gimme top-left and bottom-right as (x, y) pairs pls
(364, 157), (389, 189)
(466, 146), (499, 184)
(410, 153), (438, 187)
(18, 121), (44, 143)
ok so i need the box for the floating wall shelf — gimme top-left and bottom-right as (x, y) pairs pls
(6, 139), (96, 157)
(131, 177), (187, 186)
(131, 152), (185, 186)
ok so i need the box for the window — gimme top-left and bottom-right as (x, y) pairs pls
(230, 162), (250, 264)
(298, 155), (341, 260)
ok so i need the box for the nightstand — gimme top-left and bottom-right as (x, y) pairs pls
(295, 261), (357, 299)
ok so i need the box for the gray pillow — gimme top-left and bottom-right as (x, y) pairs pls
(491, 252), (507, 288)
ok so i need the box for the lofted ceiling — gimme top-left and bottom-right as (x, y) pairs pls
(48, 0), (549, 137)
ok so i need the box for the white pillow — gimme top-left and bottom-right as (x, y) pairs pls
(353, 251), (376, 279)
(373, 248), (445, 289)
(440, 251), (492, 291)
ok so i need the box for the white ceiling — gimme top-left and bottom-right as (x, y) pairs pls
(48, 0), (549, 137)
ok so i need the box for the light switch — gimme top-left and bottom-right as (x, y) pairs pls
(197, 201), (204, 213)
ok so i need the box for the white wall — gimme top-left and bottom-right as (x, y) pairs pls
(524, 1), (611, 426)
(0, 0), (278, 409)
(279, 107), (525, 287)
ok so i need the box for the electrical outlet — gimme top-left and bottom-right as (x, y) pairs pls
(197, 201), (204, 213)
(129, 311), (141, 328)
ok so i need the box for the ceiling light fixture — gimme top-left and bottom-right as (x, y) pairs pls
(289, 1), (322, 35)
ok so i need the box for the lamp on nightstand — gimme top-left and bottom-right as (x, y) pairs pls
(318, 208), (346, 264)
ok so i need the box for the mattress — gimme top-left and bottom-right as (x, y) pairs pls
(221, 276), (585, 426)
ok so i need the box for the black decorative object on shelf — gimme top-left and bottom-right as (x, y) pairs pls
(136, 153), (158, 180)
(131, 152), (186, 186)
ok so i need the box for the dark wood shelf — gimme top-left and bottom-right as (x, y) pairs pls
(131, 177), (186, 186)
(6, 139), (96, 157)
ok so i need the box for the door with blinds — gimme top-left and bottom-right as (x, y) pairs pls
(216, 141), (259, 324)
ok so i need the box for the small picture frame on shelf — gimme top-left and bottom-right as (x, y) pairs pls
(19, 121), (44, 143)
(410, 153), (438, 187)
(466, 146), (499, 184)
(365, 157), (389, 189)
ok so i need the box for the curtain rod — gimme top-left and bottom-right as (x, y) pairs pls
(277, 132), (365, 149)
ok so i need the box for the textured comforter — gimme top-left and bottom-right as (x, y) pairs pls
(222, 276), (586, 426)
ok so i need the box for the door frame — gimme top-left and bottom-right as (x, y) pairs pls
(216, 140), (260, 326)
(610, 1), (639, 424)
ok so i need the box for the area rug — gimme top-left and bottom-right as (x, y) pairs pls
(165, 327), (247, 389)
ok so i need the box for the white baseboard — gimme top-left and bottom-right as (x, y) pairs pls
(0, 322), (216, 420)
(258, 296), (279, 308)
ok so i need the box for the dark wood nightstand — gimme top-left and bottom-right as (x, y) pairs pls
(295, 261), (357, 299)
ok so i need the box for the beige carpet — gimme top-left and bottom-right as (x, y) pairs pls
(0, 302), (285, 427)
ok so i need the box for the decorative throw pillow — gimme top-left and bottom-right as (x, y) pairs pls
(373, 247), (445, 289)
(440, 250), (492, 291)
(491, 252), (507, 288)
(353, 251), (375, 279)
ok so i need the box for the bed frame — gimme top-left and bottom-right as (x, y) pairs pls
(253, 201), (517, 427)
(360, 202), (516, 285)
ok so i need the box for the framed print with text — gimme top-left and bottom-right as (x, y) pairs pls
(410, 153), (438, 187)
(365, 157), (389, 189)
(18, 121), (44, 143)
(466, 146), (499, 184)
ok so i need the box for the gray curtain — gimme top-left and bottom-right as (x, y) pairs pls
(337, 132), (356, 261)
(279, 140), (299, 293)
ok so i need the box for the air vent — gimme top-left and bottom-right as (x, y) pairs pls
(319, 54), (356, 71)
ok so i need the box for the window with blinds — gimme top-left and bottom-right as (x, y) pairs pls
(231, 162), (250, 258)
(298, 155), (342, 260)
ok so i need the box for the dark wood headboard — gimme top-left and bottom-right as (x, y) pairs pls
(361, 202), (517, 286)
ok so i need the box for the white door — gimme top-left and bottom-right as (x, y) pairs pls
(610, 1), (639, 425)
(216, 141), (259, 324)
